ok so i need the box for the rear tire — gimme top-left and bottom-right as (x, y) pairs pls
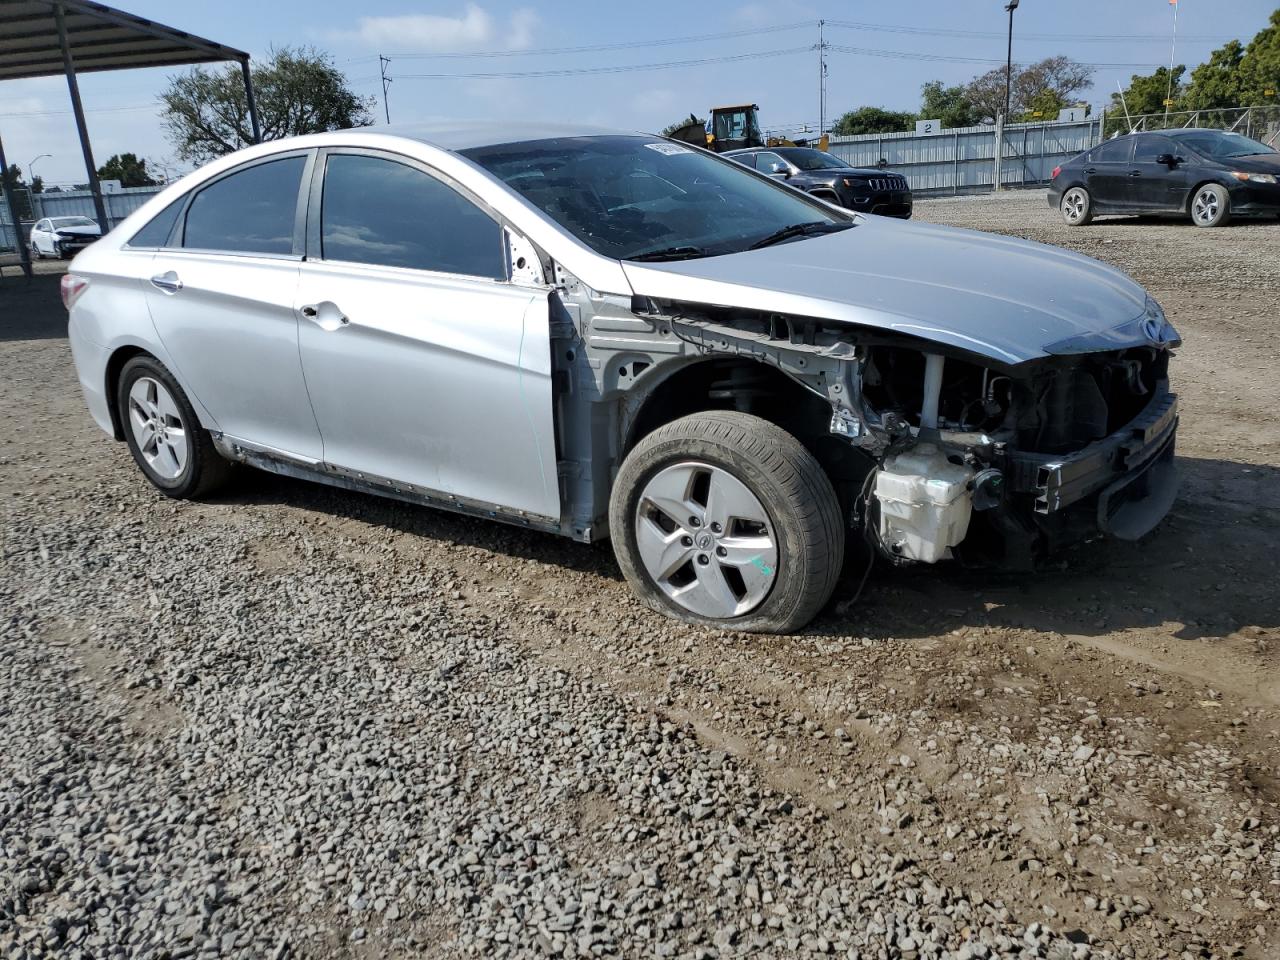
(1061, 187), (1093, 226)
(609, 411), (844, 634)
(117, 355), (232, 499)
(1190, 183), (1230, 227)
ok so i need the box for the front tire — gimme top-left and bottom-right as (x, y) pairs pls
(29, 241), (42, 260)
(117, 355), (232, 499)
(1061, 187), (1093, 226)
(609, 412), (844, 634)
(1190, 183), (1230, 227)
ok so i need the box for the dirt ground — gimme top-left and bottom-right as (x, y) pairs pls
(2, 191), (1278, 959)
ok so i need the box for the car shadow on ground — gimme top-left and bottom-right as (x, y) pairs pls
(216, 452), (1278, 643)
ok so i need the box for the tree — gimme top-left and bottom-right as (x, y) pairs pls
(966, 56), (1093, 123)
(919, 81), (978, 128)
(97, 153), (158, 188)
(1108, 65), (1186, 133)
(1, 164), (34, 220)
(831, 107), (915, 136)
(1238, 10), (1280, 105)
(160, 46), (375, 164)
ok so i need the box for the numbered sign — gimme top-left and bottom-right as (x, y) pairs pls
(915, 119), (942, 134)
(1057, 107), (1086, 122)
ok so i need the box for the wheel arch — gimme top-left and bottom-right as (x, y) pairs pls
(104, 345), (153, 440)
(619, 354), (871, 515)
(1185, 177), (1230, 213)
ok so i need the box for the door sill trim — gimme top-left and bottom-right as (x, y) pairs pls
(212, 433), (587, 542)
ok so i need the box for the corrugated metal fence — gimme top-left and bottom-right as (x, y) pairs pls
(827, 116), (1104, 195)
(2, 186), (163, 253)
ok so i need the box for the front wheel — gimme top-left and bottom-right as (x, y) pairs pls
(1190, 184), (1230, 227)
(1061, 187), (1093, 226)
(609, 411), (844, 634)
(29, 241), (42, 260)
(117, 355), (232, 499)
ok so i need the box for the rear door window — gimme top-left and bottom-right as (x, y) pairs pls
(1092, 138), (1133, 163)
(319, 153), (504, 279)
(182, 156), (306, 255)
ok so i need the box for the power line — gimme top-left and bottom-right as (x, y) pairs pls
(826, 19), (1234, 44)
(395, 47), (811, 80)
(826, 44), (1165, 70)
(383, 21), (813, 59)
(0, 103), (154, 119)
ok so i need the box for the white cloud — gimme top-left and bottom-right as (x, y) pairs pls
(341, 4), (538, 53)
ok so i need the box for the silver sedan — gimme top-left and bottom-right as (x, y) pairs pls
(65, 122), (1180, 633)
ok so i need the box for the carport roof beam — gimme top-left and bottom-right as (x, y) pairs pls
(0, 0), (250, 80)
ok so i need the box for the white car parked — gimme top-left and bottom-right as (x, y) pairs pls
(30, 215), (101, 259)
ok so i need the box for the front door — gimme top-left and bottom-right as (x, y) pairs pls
(144, 152), (323, 461)
(1129, 135), (1189, 211)
(295, 150), (560, 521)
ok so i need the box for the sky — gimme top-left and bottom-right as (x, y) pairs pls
(2, 0), (1276, 186)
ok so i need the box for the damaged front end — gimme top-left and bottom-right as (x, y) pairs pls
(631, 297), (1180, 571)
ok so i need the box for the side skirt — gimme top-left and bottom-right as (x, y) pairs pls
(211, 434), (590, 543)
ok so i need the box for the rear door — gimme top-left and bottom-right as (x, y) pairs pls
(144, 151), (324, 461)
(1084, 137), (1134, 210)
(294, 149), (560, 520)
(1129, 135), (1187, 211)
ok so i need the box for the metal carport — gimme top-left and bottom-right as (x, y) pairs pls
(0, 0), (259, 278)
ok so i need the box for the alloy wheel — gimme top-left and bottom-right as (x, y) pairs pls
(1062, 188), (1088, 224)
(127, 376), (189, 480)
(1192, 188), (1220, 225)
(634, 461), (777, 619)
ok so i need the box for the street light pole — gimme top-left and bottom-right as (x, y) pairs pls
(1004, 0), (1019, 122)
(28, 153), (51, 186)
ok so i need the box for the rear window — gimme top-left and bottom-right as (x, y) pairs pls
(182, 156), (305, 255)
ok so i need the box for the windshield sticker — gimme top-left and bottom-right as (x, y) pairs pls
(644, 142), (693, 156)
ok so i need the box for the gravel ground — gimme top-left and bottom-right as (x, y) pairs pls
(2, 191), (1278, 960)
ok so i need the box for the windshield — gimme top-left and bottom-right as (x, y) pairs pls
(462, 135), (846, 260)
(778, 149), (850, 171)
(1179, 131), (1276, 160)
(53, 216), (96, 227)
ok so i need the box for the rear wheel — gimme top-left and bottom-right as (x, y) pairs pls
(117, 355), (232, 499)
(1061, 187), (1093, 226)
(1190, 183), (1230, 227)
(609, 411), (844, 634)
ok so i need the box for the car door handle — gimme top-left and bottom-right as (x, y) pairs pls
(1084, 167), (1096, 174)
(300, 301), (349, 331)
(1129, 170), (1142, 177)
(149, 271), (182, 293)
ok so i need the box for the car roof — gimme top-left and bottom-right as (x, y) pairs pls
(367, 120), (637, 151)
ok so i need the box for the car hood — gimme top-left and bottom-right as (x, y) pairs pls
(1224, 153), (1280, 173)
(621, 216), (1155, 365)
(54, 225), (101, 237)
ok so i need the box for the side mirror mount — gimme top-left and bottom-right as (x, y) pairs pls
(1155, 153), (1179, 167)
(769, 161), (790, 177)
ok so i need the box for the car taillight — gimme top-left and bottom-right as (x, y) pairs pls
(1051, 165), (1062, 180)
(60, 274), (89, 310)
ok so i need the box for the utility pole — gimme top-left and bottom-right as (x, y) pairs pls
(816, 20), (829, 135)
(1004, 0), (1019, 123)
(379, 55), (393, 125)
(1165, 0), (1179, 118)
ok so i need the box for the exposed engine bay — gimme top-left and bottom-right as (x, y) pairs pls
(551, 269), (1179, 571)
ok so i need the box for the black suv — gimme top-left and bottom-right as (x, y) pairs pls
(726, 147), (912, 218)
(1049, 128), (1280, 228)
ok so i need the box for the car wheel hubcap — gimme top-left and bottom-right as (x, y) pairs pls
(1193, 190), (1219, 223)
(634, 461), (777, 619)
(1063, 189), (1086, 223)
(127, 376), (188, 480)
